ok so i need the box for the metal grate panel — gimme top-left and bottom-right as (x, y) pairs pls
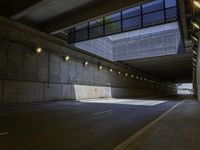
(143, 10), (165, 27)
(123, 16), (142, 31)
(105, 21), (121, 35)
(67, 0), (178, 43)
(89, 26), (104, 38)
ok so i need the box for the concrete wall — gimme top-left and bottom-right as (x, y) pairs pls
(0, 16), (176, 104)
(196, 45), (200, 101)
(74, 85), (111, 100)
(0, 80), (2, 104)
(4, 81), (44, 104)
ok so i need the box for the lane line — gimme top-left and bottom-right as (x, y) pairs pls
(113, 101), (183, 150)
(94, 110), (113, 115)
(0, 132), (8, 136)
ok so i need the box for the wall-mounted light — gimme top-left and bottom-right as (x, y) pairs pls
(144, 78), (146, 81)
(194, 0), (200, 8)
(191, 20), (200, 29)
(36, 47), (42, 53)
(125, 73), (128, 77)
(191, 34), (199, 42)
(109, 69), (113, 72)
(192, 50), (197, 55)
(63, 56), (70, 61)
(131, 75), (134, 78)
(136, 76), (139, 79)
(83, 61), (88, 66)
(118, 71), (121, 75)
(99, 65), (103, 70)
(192, 67), (196, 72)
(193, 58), (197, 62)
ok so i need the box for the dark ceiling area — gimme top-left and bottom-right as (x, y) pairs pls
(122, 52), (193, 83)
(0, 0), (195, 83)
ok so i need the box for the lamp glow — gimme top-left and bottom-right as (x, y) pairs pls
(192, 21), (200, 29)
(131, 75), (134, 78)
(125, 73), (128, 77)
(84, 61), (88, 66)
(64, 56), (70, 61)
(36, 47), (42, 53)
(99, 66), (103, 70)
(118, 71), (121, 75)
(109, 69), (113, 72)
(191, 34), (199, 42)
(192, 50), (197, 55)
(194, 0), (200, 8)
(193, 58), (197, 62)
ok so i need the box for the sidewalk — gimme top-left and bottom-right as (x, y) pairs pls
(114, 100), (200, 150)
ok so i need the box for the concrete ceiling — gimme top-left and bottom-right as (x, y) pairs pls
(0, 0), (194, 83)
(0, 0), (192, 36)
(122, 52), (193, 83)
(15, 0), (98, 23)
(0, 0), (149, 32)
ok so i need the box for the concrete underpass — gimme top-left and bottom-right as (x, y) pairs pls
(0, 0), (200, 150)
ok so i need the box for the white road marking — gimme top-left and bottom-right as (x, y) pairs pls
(113, 101), (183, 150)
(0, 132), (8, 136)
(94, 110), (113, 115)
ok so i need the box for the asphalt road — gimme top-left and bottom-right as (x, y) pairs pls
(0, 98), (178, 150)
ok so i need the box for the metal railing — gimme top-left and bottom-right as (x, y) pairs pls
(67, 0), (178, 44)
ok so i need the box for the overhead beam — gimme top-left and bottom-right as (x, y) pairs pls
(177, 0), (189, 40)
(11, 0), (51, 20)
(44, 0), (149, 34)
(0, 0), (43, 18)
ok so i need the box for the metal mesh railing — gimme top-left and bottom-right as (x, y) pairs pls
(67, 0), (178, 43)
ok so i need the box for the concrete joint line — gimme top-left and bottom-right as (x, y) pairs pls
(113, 101), (183, 150)
(0, 132), (8, 136)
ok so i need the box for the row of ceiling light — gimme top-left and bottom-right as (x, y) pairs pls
(191, 1), (200, 72)
(35, 47), (162, 86)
